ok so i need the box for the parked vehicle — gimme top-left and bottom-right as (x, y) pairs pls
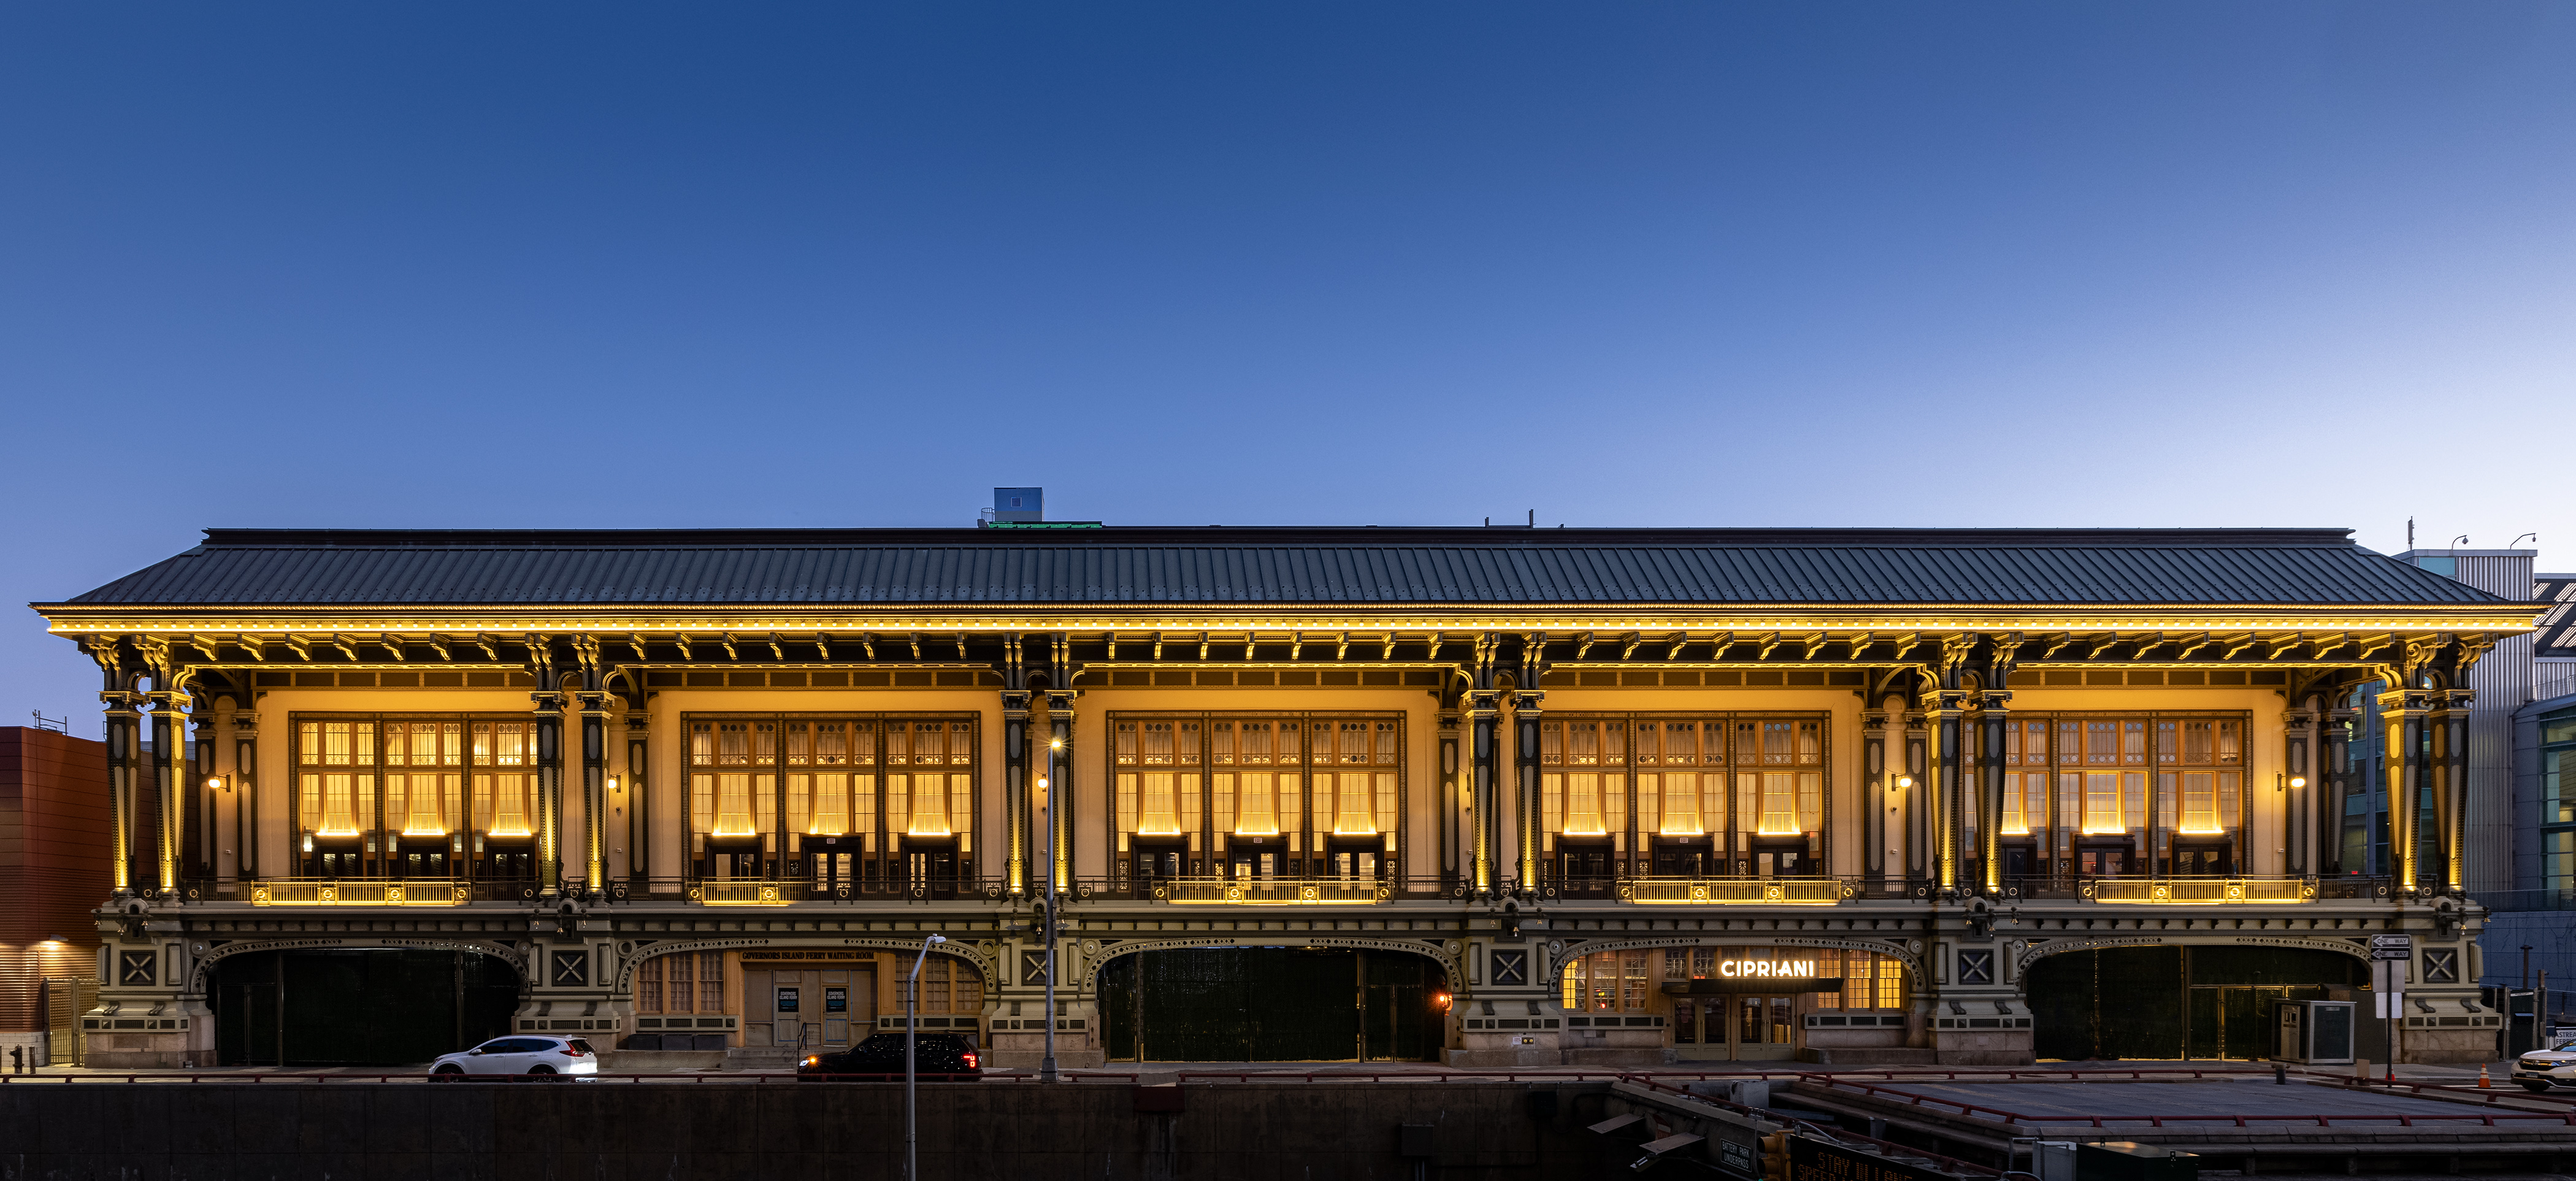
(2512, 1037), (2576, 1091)
(797, 1032), (980, 1079)
(429, 1036), (600, 1078)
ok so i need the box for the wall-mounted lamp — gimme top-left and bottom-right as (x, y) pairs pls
(605, 777), (619, 793)
(1895, 776), (1914, 790)
(1049, 739), (1064, 751)
(205, 775), (227, 792)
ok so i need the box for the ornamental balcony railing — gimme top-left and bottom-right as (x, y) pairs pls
(1614, 875), (1852, 905)
(1147, 876), (1393, 904)
(231, 877), (536, 906)
(2079, 875), (2332, 904)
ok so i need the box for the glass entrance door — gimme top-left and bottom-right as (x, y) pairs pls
(1227, 841), (1281, 879)
(2172, 842), (2231, 876)
(1733, 994), (1796, 1058)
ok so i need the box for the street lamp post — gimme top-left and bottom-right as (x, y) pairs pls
(1041, 736), (1062, 1083)
(906, 932), (947, 1181)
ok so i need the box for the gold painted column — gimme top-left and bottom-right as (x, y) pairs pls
(1903, 707), (1928, 882)
(102, 691), (140, 894)
(1468, 691), (1500, 895)
(233, 712), (259, 880)
(148, 690), (186, 893)
(1512, 688), (1544, 890)
(580, 692), (609, 891)
(1045, 689), (1075, 891)
(1926, 690), (1966, 894)
(1977, 690), (2009, 894)
(2379, 686), (2429, 895)
(2321, 704), (2355, 874)
(1862, 707), (1890, 882)
(1003, 690), (1030, 897)
(534, 690), (565, 898)
(2282, 707), (2317, 876)
(2435, 688), (2473, 894)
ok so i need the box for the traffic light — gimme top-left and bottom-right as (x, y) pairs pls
(1758, 1131), (1792, 1181)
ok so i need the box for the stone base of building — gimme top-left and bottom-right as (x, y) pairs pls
(1444, 1047), (1561, 1069)
(601, 1050), (729, 1074)
(983, 1048), (1110, 1070)
(1798, 1047), (1938, 1066)
(1562, 1047), (1674, 1067)
(2401, 1028), (2497, 1065)
(1932, 1048), (2036, 1066)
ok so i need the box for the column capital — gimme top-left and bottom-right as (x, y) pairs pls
(1509, 688), (1543, 714)
(1042, 688), (1076, 712)
(1861, 709), (1890, 729)
(575, 691), (613, 717)
(1466, 690), (1501, 718)
(2375, 686), (2434, 715)
(1974, 689), (2012, 711)
(1001, 690), (1032, 717)
(622, 712), (648, 734)
(99, 690), (142, 714)
(530, 691), (567, 714)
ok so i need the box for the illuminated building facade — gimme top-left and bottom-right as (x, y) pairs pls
(31, 523), (2539, 1067)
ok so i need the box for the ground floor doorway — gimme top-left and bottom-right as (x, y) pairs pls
(213, 948), (519, 1066)
(1670, 993), (1804, 1059)
(2029, 945), (2365, 1061)
(739, 962), (876, 1052)
(1099, 946), (1446, 1062)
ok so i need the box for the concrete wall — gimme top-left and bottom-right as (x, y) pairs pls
(0, 1080), (1597, 1180)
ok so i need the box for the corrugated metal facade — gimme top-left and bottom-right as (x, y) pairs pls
(50, 527), (2505, 609)
(1, 728), (112, 1036)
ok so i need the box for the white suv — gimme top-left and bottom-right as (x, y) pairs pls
(430, 1036), (600, 1078)
(2512, 1038), (2576, 1091)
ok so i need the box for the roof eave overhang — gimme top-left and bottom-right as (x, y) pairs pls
(28, 599), (2546, 637)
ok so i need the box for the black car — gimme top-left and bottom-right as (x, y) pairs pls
(797, 1032), (982, 1080)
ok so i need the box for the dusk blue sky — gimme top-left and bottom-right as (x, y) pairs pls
(4, 3), (2570, 734)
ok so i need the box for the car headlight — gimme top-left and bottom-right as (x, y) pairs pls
(802, 1056), (821, 1068)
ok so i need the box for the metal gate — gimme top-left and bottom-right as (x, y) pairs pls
(40, 977), (96, 1067)
(1101, 947), (1444, 1062)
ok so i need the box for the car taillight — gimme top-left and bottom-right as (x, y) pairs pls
(562, 1043), (588, 1057)
(963, 1052), (978, 1069)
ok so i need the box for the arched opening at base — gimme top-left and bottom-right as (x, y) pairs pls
(1099, 947), (1446, 1063)
(2030, 945), (2366, 1061)
(212, 948), (520, 1066)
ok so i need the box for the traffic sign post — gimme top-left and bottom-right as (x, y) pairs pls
(2371, 936), (2412, 1081)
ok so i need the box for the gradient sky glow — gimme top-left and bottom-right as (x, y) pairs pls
(4, 2), (2571, 734)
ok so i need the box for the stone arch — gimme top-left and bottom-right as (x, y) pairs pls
(2007, 934), (2371, 980)
(611, 936), (997, 994)
(188, 936), (526, 995)
(1078, 934), (1460, 992)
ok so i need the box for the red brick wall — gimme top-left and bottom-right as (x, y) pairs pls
(1, 728), (112, 1033)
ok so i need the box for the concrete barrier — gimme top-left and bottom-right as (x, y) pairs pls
(0, 1080), (1601, 1179)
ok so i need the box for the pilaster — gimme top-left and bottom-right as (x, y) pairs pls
(1044, 690), (1075, 888)
(1002, 690), (1031, 897)
(1468, 691), (1500, 895)
(1511, 688), (1543, 891)
(2379, 686), (2432, 896)
(2282, 706), (2317, 876)
(579, 692), (610, 891)
(1925, 691), (1967, 894)
(532, 690), (566, 899)
(101, 691), (140, 895)
(2321, 706), (2356, 874)
(1976, 690), (2010, 894)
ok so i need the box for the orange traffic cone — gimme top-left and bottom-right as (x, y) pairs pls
(2480, 1064), (2492, 1088)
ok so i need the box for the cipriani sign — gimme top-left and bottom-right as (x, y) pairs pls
(1717, 959), (1817, 979)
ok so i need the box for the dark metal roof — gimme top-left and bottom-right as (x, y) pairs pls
(37, 526), (2513, 610)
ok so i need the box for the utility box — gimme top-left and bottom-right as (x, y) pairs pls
(2274, 999), (2356, 1065)
(2028, 1141), (2079, 1181)
(2076, 1141), (2198, 1181)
